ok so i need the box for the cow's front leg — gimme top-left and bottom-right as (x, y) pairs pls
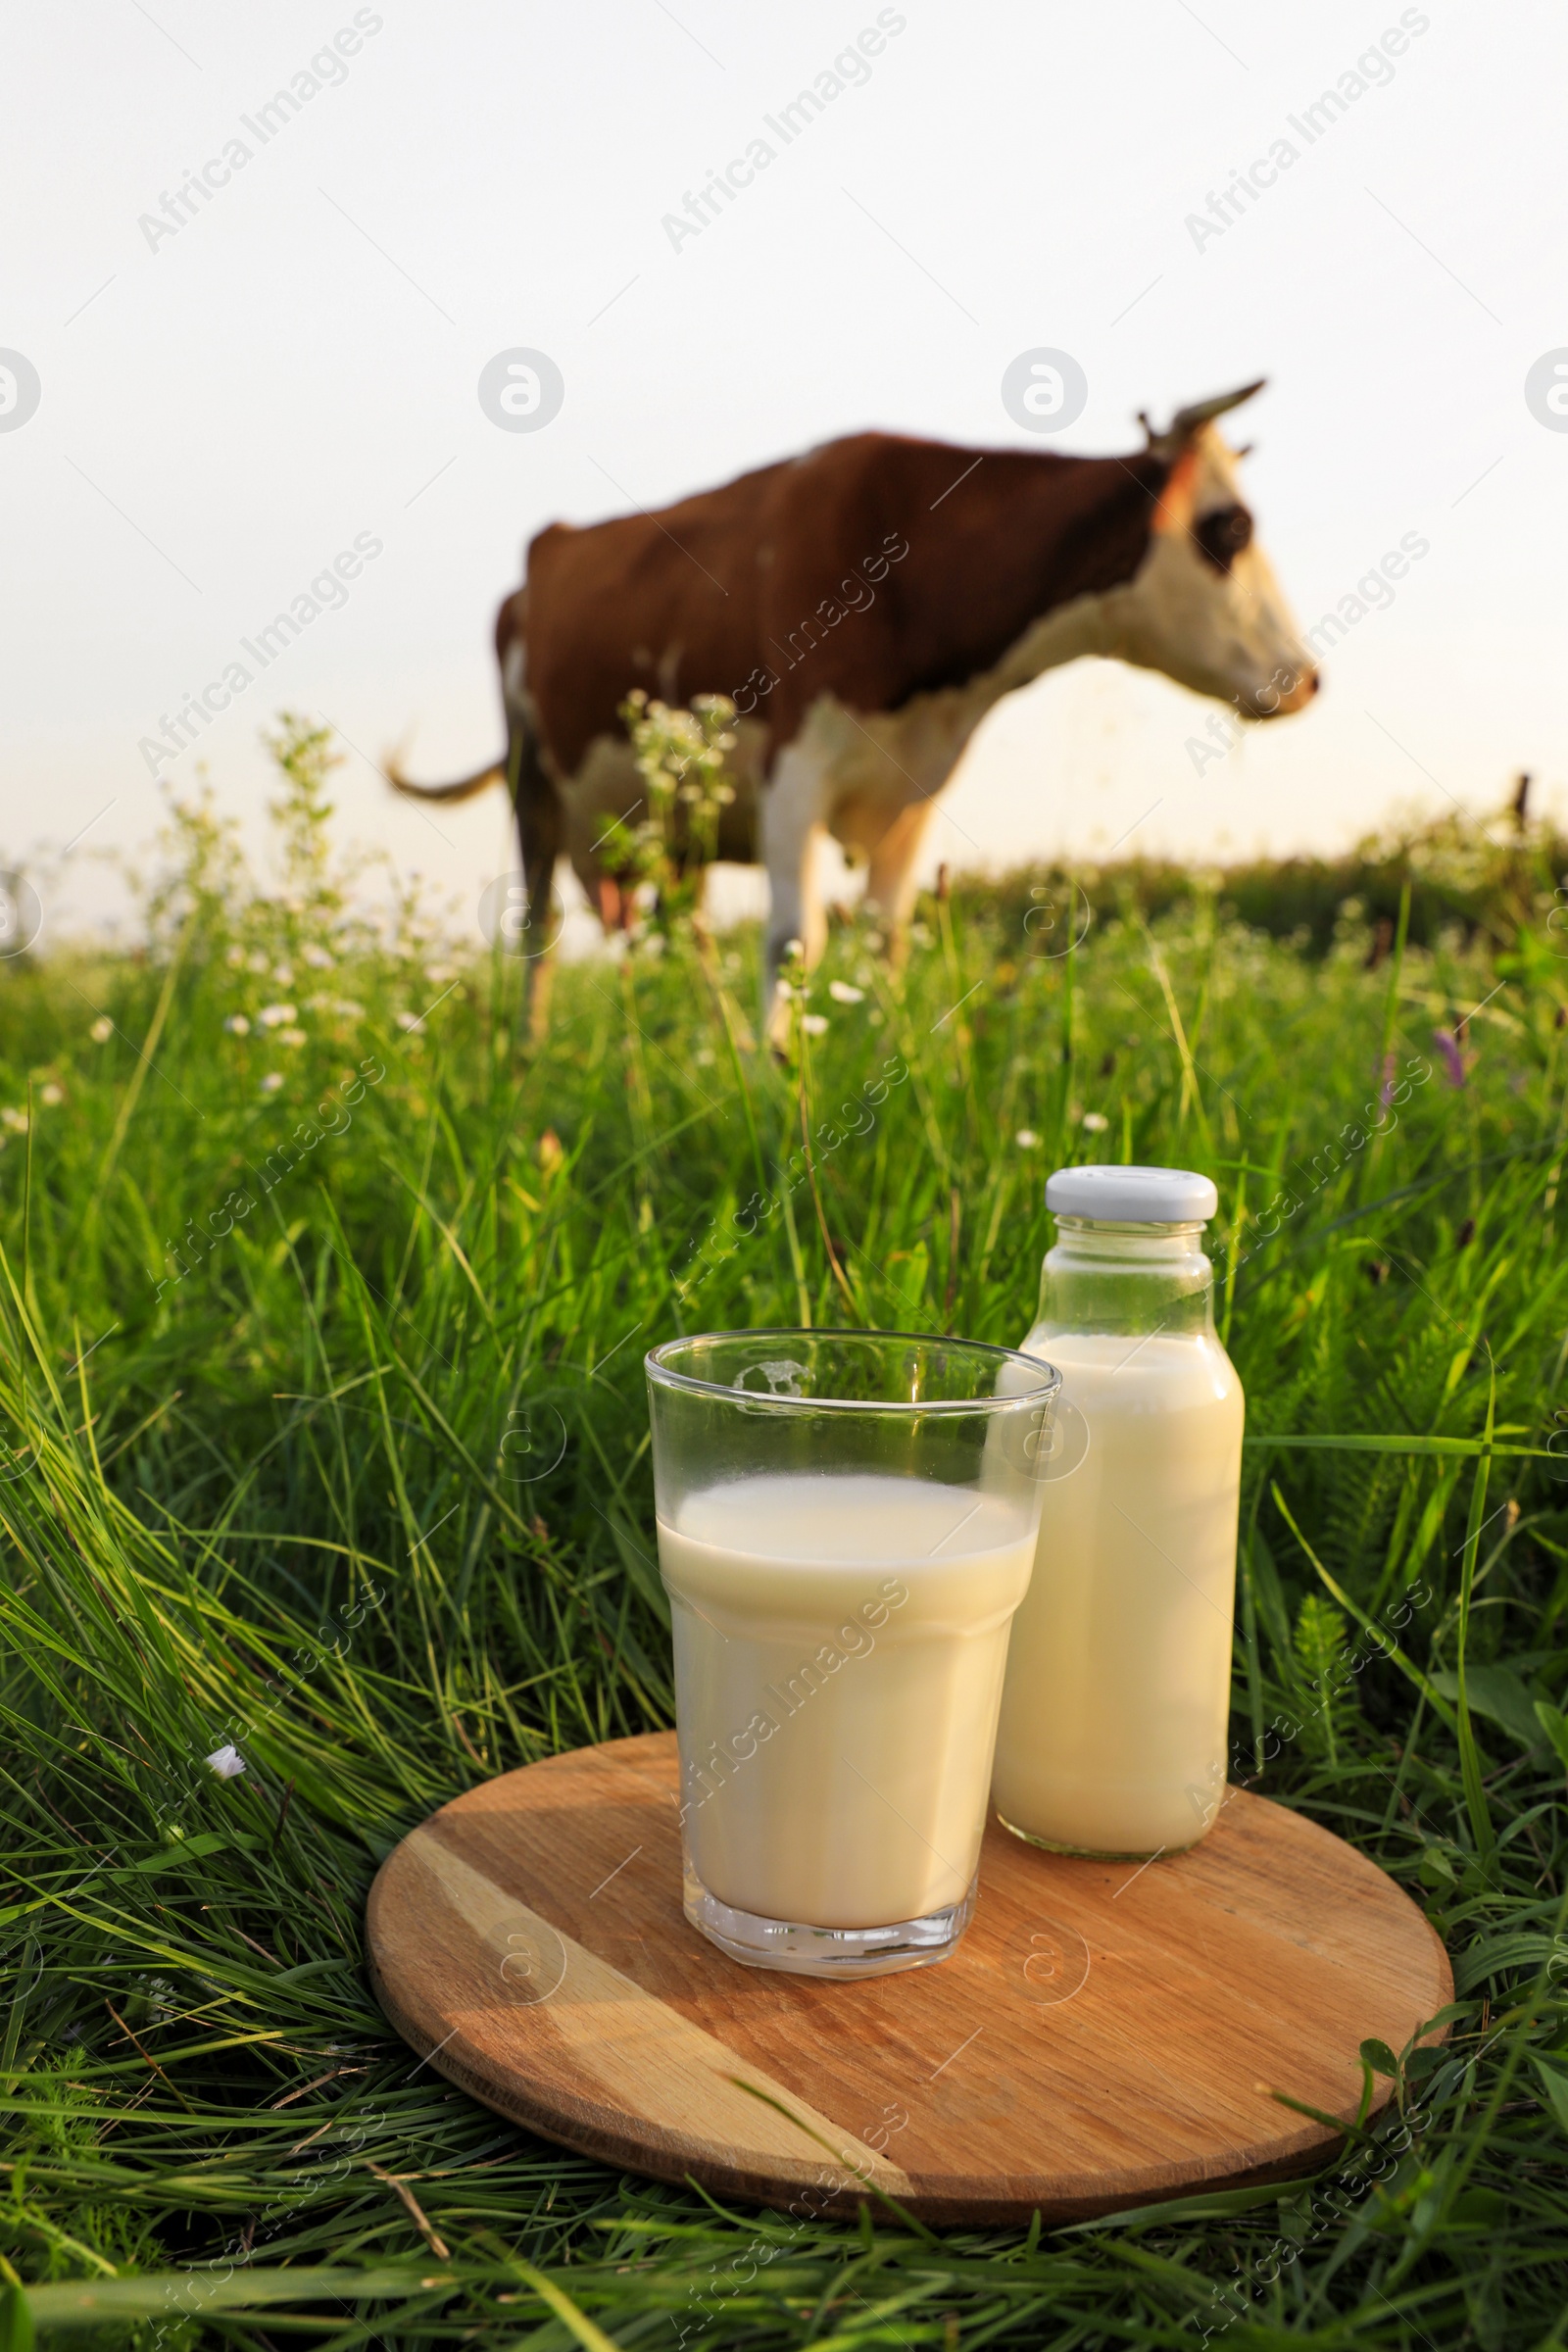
(760, 739), (830, 1047)
(864, 797), (938, 967)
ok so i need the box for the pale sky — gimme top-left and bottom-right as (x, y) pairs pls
(3, 0), (1565, 949)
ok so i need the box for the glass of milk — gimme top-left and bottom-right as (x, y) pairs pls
(991, 1165), (1245, 1859)
(645, 1330), (1059, 1978)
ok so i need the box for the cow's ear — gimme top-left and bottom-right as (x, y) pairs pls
(1152, 445), (1200, 538)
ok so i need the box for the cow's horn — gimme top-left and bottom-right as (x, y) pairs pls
(1142, 378), (1266, 457)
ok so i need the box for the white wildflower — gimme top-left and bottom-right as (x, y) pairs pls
(301, 944), (334, 969)
(1, 1107), (28, 1134)
(828, 981), (864, 1004)
(90, 1015), (113, 1043)
(278, 1027), (307, 1049)
(1015, 1129), (1041, 1150)
(1081, 1110), (1109, 1133)
(802, 1013), (829, 1037)
(39, 1083), (65, 1106)
(205, 1743), (246, 1780)
(396, 1011), (423, 1032)
(259, 1072), (284, 1095)
(257, 1004), (297, 1028)
(223, 1013), (251, 1037)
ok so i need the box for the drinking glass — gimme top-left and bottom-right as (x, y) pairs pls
(645, 1328), (1059, 1978)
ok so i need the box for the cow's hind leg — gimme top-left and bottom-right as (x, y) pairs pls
(760, 739), (831, 1047)
(510, 711), (563, 1041)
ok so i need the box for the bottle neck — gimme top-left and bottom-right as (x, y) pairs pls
(1035, 1215), (1216, 1339)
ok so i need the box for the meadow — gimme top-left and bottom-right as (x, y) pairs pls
(2, 720), (1567, 2349)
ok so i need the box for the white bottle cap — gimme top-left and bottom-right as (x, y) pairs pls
(1046, 1162), (1218, 1224)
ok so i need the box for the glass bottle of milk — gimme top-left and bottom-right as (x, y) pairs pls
(991, 1163), (1245, 1858)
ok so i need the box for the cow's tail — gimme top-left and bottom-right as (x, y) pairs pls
(384, 752), (506, 804)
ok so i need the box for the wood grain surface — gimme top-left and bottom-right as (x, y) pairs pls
(366, 1731), (1451, 2225)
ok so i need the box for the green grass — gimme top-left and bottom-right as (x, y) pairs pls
(962, 786), (1568, 963)
(3, 731), (1568, 2348)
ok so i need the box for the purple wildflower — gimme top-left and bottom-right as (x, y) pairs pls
(1432, 1028), (1465, 1088)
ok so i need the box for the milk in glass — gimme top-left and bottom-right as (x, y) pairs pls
(991, 1165), (1245, 1856)
(661, 1472), (1035, 1928)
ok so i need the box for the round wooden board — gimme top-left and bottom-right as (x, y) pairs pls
(367, 1731), (1451, 2226)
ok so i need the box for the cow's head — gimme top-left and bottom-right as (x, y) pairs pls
(1117, 381), (1317, 720)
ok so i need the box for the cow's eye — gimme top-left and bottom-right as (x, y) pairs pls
(1194, 504), (1253, 573)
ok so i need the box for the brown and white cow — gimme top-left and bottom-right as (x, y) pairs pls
(389, 381), (1316, 995)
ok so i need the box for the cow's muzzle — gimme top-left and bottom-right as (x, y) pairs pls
(1240, 664), (1320, 719)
